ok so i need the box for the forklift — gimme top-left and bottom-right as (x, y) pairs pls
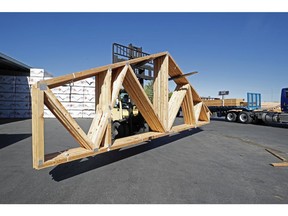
(111, 43), (153, 139)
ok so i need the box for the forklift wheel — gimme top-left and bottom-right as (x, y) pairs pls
(112, 122), (123, 139)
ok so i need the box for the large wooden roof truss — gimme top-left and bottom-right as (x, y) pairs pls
(32, 52), (210, 169)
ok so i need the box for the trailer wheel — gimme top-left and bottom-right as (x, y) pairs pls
(226, 112), (237, 122)
(238, 111), (252, 124)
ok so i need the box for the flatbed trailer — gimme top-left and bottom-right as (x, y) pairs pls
(207, 90), (288, 124)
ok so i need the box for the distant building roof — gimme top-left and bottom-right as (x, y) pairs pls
(0, 52), (53, 77)
(0, 52), (31, 73)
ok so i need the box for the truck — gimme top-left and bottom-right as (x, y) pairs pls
(206, 88), (288, 124)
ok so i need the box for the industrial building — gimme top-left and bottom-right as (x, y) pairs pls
(0, 52), (96, 119)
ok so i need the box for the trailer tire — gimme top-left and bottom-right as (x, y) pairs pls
(226, 112), (237, 122)
(238, 111), (252, 124)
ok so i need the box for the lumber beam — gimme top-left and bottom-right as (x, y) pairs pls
(199, 103), (210, 122)
(168, 84), (190, 130)
(154, 55), (169, 131)
(271, 162), (288, 167)
(31, 85), (45, 169)
(40, 132), (161, 169)
(42, 147), (107, 169)
(88, 69), (112, 149)
(39, 124), (198, 169)
(194, 102), (203, 124)
(110, 132), (164, 150)
(88, 72), (105, 148)
(89, 112), (109, 149)
(182, 85), (196, 125)
(190, 85), (202, 103)
(111, 64), (129, 107)
(168, 55), (189, 85)
(95, 71), (104, 112)
(266, 148), (288, 167)
(44, 87), (93, 150)
(39, 52), (168, 89)
(123, 66), (165, 132)
(170, 124), (196, 133)
(265, 148), (287, 162)
(103, 69), (112, 148)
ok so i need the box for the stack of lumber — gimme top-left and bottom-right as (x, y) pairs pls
(0, 68), (96, 119)
(43, 77), (96, 118)
(261, 102), (281, 112)
(0, 69), (51, 118)
(203, 98), (245, 107)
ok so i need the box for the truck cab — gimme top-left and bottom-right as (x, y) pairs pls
(281, 88), (288, 113)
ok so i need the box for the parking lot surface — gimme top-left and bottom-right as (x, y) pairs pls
(0, 118), (288, 204)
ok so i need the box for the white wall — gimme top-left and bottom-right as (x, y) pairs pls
(0, 68), (96, 119)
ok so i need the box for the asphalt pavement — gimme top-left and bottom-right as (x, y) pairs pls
(0, 117), (288, 204)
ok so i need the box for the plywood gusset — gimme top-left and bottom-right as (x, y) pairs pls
(32, 52), (210, 169)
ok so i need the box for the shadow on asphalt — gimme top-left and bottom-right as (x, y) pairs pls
(0, 118), (29, 125)
(0, 133), (31, 149)
(49, 128), (203, 182)
(257, 122), (288, 129)
(211, 117), (288, 128)
(210, 117), (226, 122)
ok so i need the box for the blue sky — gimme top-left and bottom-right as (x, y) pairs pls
(1, 12), (288, 101)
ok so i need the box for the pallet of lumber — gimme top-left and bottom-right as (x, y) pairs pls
(261, 102), (281, 112)
(203, 98), (245, 107)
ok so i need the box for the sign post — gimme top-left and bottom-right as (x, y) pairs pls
(218, 91), (229, 106)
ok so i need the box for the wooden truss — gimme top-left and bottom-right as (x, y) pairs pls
(32, 52), (210, 169)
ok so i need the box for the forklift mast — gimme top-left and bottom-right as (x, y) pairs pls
(112, 43), (154, 87)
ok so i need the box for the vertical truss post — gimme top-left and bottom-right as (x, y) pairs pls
(31, 84), (44, 169)
(153, 55), (169, 131)
(104, 69), (112, 148)
(182, 85), (197, 126)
